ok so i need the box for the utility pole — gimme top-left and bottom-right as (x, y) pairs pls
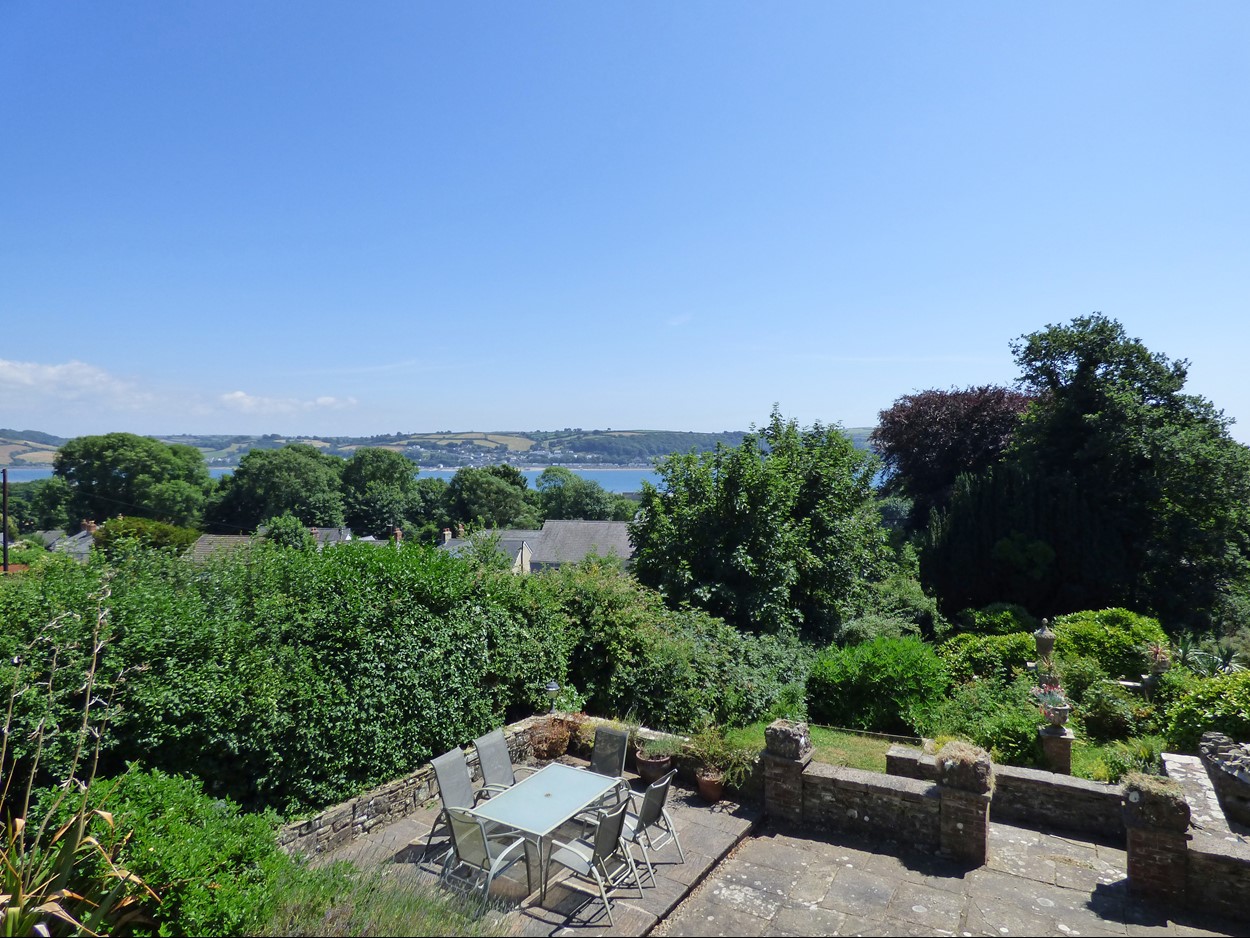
(2, 467), (8, 573)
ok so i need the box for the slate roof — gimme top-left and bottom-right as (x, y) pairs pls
(189, 534), (254, 562)
(51, 530), (94, 561)
(529, 520), (633, 567)
(441, 530), (541, 560)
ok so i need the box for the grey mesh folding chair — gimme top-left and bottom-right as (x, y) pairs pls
(441, 806), (532, 905)
(621, 769), (685, 885)
(546, 800), (639, 925)
(423, 747), (492, 862)
(473, 728), (538, 797)
(587, 725), (629, 778)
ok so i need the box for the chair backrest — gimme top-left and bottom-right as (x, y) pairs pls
(473, 728), (516, 790)
(432, 747), (475, 810)
(446, 806), (490, 870)
(591, 799), (629, 863)
(589, 725), (629, 778)
(637, 769), (675, 828)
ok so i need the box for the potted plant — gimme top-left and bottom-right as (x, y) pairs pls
(1143, 641), (1172, 674)
(1030, 679), (1071, 730)
(633, 733), (684, 784)
(686, 726), (756, 803)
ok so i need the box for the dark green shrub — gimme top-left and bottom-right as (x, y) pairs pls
(938, 632), (1033, 682)
(1079, 680), (1138, 741)
(868, 574), (947, 638)
(955, 603), (1039, 636)
(912, 677), (1040, 765)
(96, 768), (296, 936)
(1151, 666), (1201, 711)
(94, 516), (200, 556)
(1167, 671), (1250, 750)
(1053, 608), (1168, 679)
(1056, 654), (1110, 704)
(806, 636), (948, 734)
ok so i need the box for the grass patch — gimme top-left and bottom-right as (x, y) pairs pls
(724, 723), (893, 773)
(260, 863), (509, 938)
(1070, 734), (1166, 783)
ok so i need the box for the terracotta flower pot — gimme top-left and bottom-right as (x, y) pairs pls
(635, 750), (672, 785)
(696, 771), (724, 803)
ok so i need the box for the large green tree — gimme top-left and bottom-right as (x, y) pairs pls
(340, 447), (421, 538)
(536, 467), (633, 521)
(630, 409), (894, 639)
(208, 444), (345, 532)
(445, 467), (540, 529)
(923, 315), (1250, 627)
(54, 432), (213, 528)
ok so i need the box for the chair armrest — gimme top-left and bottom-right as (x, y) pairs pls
(474, 784), (508, 802)
(513, 765), (541, 780)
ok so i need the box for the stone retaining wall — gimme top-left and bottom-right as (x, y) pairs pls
(802, 761), (941, 852)
(767, 723), (989, 864)
(993, 764), (1124, 839)
(1199, 731), (1250, 827)
(1187, 830), (1250, 921)
(887, 745), (1124, 840)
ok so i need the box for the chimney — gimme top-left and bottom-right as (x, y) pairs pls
(82, 519), (98, 534)
(441, 528), (453, 544)
(392, 526), (403, 544)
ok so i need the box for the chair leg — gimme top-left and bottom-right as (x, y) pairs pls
(662, 810), (686, 862)
(423, 810), (451, 864)
(633, 838), (657, 887)
(591, 868), (614, 926)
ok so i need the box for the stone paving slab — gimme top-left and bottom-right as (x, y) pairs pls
(317, 762), (759, 936)
(654, 822), (1245, 938)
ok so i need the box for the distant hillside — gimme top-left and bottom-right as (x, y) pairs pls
(0, 429), (64, 466)
(3, 427), (877, 468)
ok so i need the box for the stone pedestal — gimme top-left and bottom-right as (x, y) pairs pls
(1039, 726), (1073, 775)
(763, 720), (812, 825)
(934, 741), (993, 867)
(940, 788), (991, 865)
(1123, 775), (1191, 906)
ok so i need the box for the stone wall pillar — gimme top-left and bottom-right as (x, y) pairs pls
(763, 720), (812, 825)
(1039, 726), (1074, 775)
(934, 741), (993, 866)
(1123, 774), (1190, 907)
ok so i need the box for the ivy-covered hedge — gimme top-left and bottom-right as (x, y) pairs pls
(0, 543), (802, 816)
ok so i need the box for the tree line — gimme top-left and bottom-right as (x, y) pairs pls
(5, 442), (637, 541)
(624, 315), (1250, 640)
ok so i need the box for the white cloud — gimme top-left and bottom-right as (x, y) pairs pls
(0, 358), (153, 409)
(218, 390), (358, 416)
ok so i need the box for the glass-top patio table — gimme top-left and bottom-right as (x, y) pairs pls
(469, 761), (621, 897)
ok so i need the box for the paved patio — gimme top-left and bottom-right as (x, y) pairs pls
(320, 761), (1245, 937)
(320, 759), (759, 936)
(656, 821), (1245, 937)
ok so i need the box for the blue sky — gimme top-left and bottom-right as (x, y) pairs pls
(3, 2), (1248, 440)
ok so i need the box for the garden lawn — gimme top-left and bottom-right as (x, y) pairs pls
(725, 723), (894, 773)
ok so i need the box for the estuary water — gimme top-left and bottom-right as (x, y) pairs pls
(2, 465), (661, 494)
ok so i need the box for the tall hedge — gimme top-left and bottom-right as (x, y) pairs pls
(1, 542), (801, 816)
